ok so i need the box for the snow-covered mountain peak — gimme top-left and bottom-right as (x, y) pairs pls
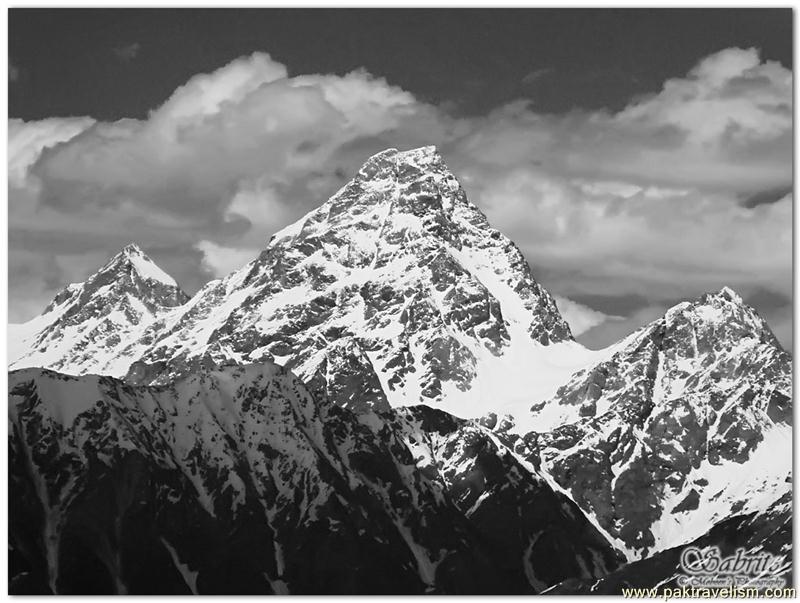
(123, 147), (576, 416)
(9, 245), (189, 376)
(264, 146), (457, 251)
(656, 286), (780, 351)
(98, 242), (147, 275)
(119, 242), (146, 257)
(716, 285), (743, 303)
(270, 145), (467, 249)
(356, 145), (444, 178)
(667, 285), (747, 317)
(515, 284), (791, 560)
(45, 244), (188, 318)
(97, 243), (180, 288)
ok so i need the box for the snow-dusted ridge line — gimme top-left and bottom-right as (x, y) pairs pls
(9, 361), (621, 593)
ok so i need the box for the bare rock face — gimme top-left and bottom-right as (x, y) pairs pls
(386, 405), (623, 591)
(8, 364), (621, 595)
(504, 289), (792, 560)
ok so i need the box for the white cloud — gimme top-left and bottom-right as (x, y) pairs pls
(8, 117), (94, 188)
(8, 47), (791, 348)
(553, 296), (616, 337)
(152, 53), (288, 127)
(448, 48), (790, 198)
(196, 240), (259, 278)
(617, 48), (790, 145)
(9, 52), (450, 317)
(458, 163), (792, 304)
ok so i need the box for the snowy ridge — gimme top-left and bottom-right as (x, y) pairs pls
(503, 288), (792, 560)
(385, 405), (622, 586)
(8, 363), (621, 594)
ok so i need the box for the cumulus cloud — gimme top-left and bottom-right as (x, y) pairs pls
(456, 164), (791, 300)
(8, 48), (791, 348)
(10, 53), (452, 309)
(618, 48), (790, 145)
(449, 48), (791, 195)
(9, 117), (94, 188)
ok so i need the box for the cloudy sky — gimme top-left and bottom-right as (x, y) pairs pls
(8, 9), (793, 349)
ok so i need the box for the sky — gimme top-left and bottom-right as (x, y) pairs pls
(8, 8), (793, 349)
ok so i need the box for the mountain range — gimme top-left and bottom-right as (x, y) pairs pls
(8, 146), (792, 594)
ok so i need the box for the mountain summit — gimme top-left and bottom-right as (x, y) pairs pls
(8, 244), (188, 376)
(11, 146), (590, 417)
(101, 243), (181, 289)
(122, 145), (591, 416)
(508, 287), (792, 559)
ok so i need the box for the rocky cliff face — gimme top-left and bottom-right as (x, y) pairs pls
(8, 364), (620, 594)
(548, 492), (792, 594)
(389, 405), (622, 588)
